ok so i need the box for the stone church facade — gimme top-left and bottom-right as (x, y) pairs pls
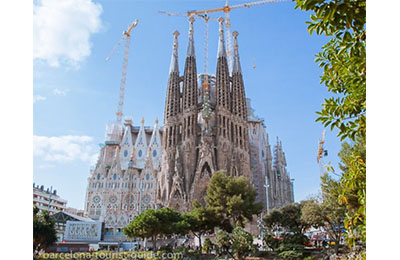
(84, 18), (294, 239)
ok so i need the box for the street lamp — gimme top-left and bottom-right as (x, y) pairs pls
(264, 184), (270, 213)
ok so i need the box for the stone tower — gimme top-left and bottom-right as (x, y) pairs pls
(270, 138), (294, 208)
(159, 17), (200, 211)
(159, 18), (252, 211)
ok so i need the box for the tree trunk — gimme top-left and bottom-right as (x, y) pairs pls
(196, 233), (202, 253)
(153, 233), (158, 251)
(334, 235), (340, 254)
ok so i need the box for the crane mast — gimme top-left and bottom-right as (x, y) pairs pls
(106, 19), (139, 124)
(317, 129), (326, 176)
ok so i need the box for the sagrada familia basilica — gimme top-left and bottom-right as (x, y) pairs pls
(84, 18), (294, 240)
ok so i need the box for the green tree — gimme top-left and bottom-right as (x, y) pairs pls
(123, 207), (181, 251)
(215, 227), (255, 260)
(294, 0), (366, 247)
(203, 238), (213, 254)
(205, 170), (262, 231)
(179, 201), (219, 253)
(231, 227), (256, 260)
(337, 137), (366, 247)
(264, 203), (309, 234)
(263, 203), (309, 253)
(33, 207), (57, 253)
(301, 175), (346, 254)
(294, 0), (366, 141)
(215, 230), (231, 256)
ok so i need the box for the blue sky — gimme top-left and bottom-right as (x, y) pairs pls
(33, 0), (342, 210)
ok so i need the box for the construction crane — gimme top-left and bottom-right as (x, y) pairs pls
(160, 0), (287, 72)
(317, 129), (328, 176)
(106, 19), (139, 124)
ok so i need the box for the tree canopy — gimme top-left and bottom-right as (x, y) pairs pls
(179, 201), (219, 251)
(33, 207), (57, 253)
(301, 175), (346, 253)
(295, 0), (366, 141)
(295, 0), (366, 249)
(215, 227), (256, 260)
(263, 202), (309, 253)
(122, 207), (181, 251)
(264, 202), (309, 234)
(337, 136), (366, 246)
(205, 170), (262, 231)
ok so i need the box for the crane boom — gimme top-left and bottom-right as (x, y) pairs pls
(105, 37), (124, 62)
(185, 0), (286, 16)
(230, 0), (286, 10)
(158, 11), (186, 17)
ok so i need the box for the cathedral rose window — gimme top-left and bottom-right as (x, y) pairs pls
(138, 150), (143, 157)
(143, 196), (150, 204)
(124, 150), (128, 157)
(92, 195), (101, 203)
(109, 196), (117, 204)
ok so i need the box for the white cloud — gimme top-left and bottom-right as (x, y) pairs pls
(33, 0), (103, 67)
(33, 135), (99, 165)
(39, 163), (55, 169)
(33, 95), (47, 103)
(53, 88), (69, 96)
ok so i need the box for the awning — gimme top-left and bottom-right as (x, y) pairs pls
(98, 242), (120, 246)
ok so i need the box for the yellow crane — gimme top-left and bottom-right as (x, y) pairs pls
(160, 0), (287, 72)
(106, 19), (139, 124)
(317, 129), (328, 176)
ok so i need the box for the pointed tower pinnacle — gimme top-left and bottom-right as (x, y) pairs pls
(187, 16), (195, 57)
(215, 16), (230, 112)
(165, 31), (182, 121)
(169, 30), (180, 74)
(232, 31), (242, 74)
(217, 17), (227, 58)
(182, 15), (198, 110)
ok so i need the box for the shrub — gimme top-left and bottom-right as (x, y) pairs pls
(263, 233), (282, 251)
(277, 250), (303, 260)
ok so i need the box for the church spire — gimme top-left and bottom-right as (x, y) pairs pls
(232, 31), (242, 74)
(215, 17), (230, 112)
(183, 16), (198, 110)
(169, 30), (180, 74)
(217, 17), (227, 58)
(187, 16), (195, 57)
(231, 31), (247, 121)
(165, 31), (181, 121)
